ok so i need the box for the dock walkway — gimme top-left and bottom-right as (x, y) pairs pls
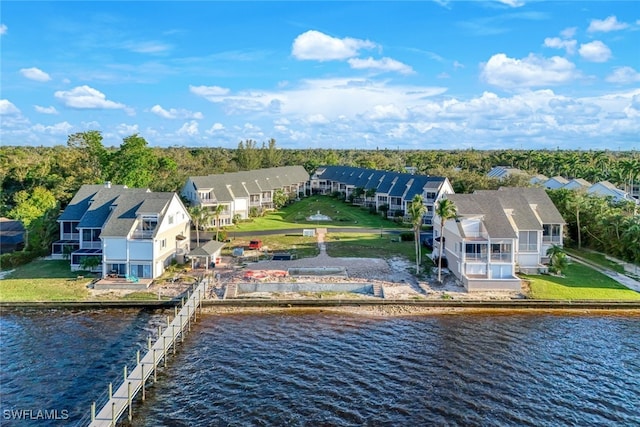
(87, 280), (207, 426)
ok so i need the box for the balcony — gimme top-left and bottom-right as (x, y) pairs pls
(132, 230), (154, 239)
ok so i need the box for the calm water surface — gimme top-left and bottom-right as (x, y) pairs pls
(1, 309), (639, 426)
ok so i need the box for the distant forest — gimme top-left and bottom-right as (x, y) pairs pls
(1, 131), (639, 265)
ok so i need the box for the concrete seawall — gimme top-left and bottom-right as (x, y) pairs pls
(2, 299), (640, 310)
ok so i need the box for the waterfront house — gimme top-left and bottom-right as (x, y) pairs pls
(309, 165), (454, 225)
(181, 166), (309, 227)
(432, 187), (565, 292)
(52, 183), (191, 279)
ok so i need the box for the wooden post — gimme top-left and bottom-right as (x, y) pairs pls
(127, 381), (132, 421)
(163, 335), (167, 368)
(141, 364), (145, 401)
(91, 402), (95, 422)
(180, 314), (184, 343)
(172, 324), (177, 355)
(148, 335), (152, 351)
(174, 305), (178, 318)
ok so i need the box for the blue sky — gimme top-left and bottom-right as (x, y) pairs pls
(1, 1), (639, 150)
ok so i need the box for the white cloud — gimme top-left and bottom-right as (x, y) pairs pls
(481, 53), (579, 88)
(0, 99), (21, 115)
(177, 120), (199, 136)
(496, 0), (525, 7)
(205, 123), (225, 135)
(189, 85), (230, 101)
(122, 40), (172, 54)
(291, 30), (377, 61)
(348, 57), (414, 75)
(54, 85), (126, 109)
(150, 104), (203, 119)
(304, 114), (330, 125)
(588, 16), (629, 33)
(560, 27), (577, 39)
(543, 37), (577, 55)
(579, 41), (612, 63)
(0, 24), (7, 35)
(606, 67), (640, 84)
(20, 67), (51, 82)
(116, 123), (139, 135)
(31, 121), (73, 135)
(35, 105), (59, 114)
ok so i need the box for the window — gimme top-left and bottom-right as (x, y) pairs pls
(465, 243), (487, 262)
(160, 238), (167, 249)
(519, 231), (538, 252)
(130, 264), (151, 278)
(490, 243), (512, 262)
(168, 215), (174, 225)
(63, 222), (79, 234)
(543, 224), (561, 243)
(82, 229), (101, 242)
(142, 216), (158, 231)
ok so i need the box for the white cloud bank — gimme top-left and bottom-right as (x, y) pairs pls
(0, 99), (21, 115)
(587, 16), (629, 33)
(150, 104), (203, 119)
(481, 53), (579, 88)
(35, 105), (59, 114)
(54, 86), (127, 110)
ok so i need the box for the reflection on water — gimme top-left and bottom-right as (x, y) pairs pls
(2, 310), (640, 426)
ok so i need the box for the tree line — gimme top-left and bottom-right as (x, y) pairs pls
(1, 131), (638, 266)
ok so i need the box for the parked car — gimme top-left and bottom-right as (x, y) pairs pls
(249, 240), (263, 250)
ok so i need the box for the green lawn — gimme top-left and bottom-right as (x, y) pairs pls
(325, 232), (418, 260)
(231, 195), (406, 232)
(0, 259), (92, 301)
(564, 248), (626, 273)
(223, 234), (320, 259)
(524, 262), (640, 300)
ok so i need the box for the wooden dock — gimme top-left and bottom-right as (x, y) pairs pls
(86, 280), (207, 426)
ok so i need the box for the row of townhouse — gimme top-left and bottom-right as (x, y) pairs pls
(309, 166), (454, 225)
(489, 166), (639, 204)
(433, 187), (565, 292)
(180, 166), (309, 227)
(534, 175), (639, 204)
(51, 183), (191, 280)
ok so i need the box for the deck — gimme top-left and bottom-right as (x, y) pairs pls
(92, 276), (153, 291)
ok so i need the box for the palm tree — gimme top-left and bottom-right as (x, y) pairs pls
(408, 195), (427, 275)
(213, 204), (225, 241)
(435, 198), (457, 283)
(188, 205), (212, 246)
(546, 245), (568, 276)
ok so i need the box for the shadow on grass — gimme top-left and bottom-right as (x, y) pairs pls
(5, 259), (90, 280)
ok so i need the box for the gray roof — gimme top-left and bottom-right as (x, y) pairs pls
(189, 240), (226, 257)
(101, 192), (175, 237)
(189, 166), (309, 197)
(447, 187), (565, 239)
(58, 184), (127, 221)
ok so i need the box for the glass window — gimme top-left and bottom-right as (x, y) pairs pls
(519, 231), (538, 251)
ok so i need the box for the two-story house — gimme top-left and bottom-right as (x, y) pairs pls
(52, 183), (191, 280)
(433, 187), (564, 292)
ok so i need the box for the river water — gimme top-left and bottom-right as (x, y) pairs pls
(1, 309), (639, 426)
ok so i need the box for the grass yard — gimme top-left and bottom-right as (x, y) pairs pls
(524, 262), (640, 300)
(325, 232), (425, 261)
(232, 195), (406, 232)
(0, 259), (92, 301)
(223, 233), (320, 259)
(564, 248), (626, 273)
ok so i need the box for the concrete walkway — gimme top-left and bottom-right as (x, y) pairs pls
(569, 255), (640, 293)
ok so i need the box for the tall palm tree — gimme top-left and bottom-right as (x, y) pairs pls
(408, 195), (427, 275)
(213, 204), (225, 241)
(188, 205), (212, 246)
(435, 198), (457, 283)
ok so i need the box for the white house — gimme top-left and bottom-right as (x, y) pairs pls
(542, 176), (569, 190)
(562, 178), (591, 191)
(52, 183), (191, 280)
(432, 187), (565, 292)
(587, 181), (638, 204)
(487, 166), (526, 181)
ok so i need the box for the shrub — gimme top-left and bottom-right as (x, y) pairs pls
(400, 232), (414, 241)
(0, 250), (42, 269)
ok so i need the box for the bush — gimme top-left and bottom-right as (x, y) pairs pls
(400, 232), (414, 241)
(0, 250), (42, 269)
